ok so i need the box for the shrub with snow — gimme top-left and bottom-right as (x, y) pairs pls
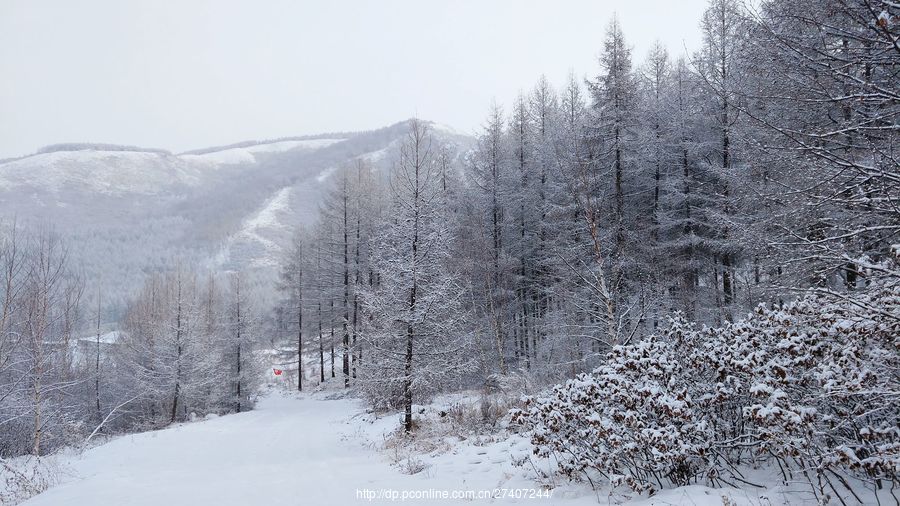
(512, 334), (711, 494)
(512, 275), (899, 500)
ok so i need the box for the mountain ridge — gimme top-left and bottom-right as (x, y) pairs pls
(0, 120), (474, 314)
(0, 119), (468, 163)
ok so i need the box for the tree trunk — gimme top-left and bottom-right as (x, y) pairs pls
(318, 302), (324, 383)
(95, 288), (102, 427)
(297, 280), (303, 392)
(171, 278), (183, 423)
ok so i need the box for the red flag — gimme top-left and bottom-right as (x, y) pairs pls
(273, 368), (283, 376)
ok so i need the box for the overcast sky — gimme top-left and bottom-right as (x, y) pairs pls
(0, 0), (708, 158)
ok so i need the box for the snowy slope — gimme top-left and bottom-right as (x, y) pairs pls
(0, 139), (346, 194)
(215, 186), (295, 269)
(18, 391), (801, 506)
(0, 150), (203, 195)
(181, 138), (343, 168)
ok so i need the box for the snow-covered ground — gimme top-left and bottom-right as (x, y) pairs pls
(12, 388), (811, 506)
(21, 392), (395, 505)
(181, 138), (344, 168)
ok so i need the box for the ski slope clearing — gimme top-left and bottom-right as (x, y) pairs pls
(19, 392), (799, 506)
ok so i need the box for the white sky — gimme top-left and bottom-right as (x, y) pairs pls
(0, 0), (708, 158)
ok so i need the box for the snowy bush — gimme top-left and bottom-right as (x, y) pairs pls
(747, 292), (896, 479)
(512, 276), (899, 499)
(690, 280), (900, 484)
(512, 335), (712, 493)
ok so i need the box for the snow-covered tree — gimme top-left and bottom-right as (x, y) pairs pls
(223, 272), (260, 412)
(359, 119), (473, 431)
(278, 232), (305, 391)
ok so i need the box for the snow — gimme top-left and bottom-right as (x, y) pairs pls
(315, 166), (338, 182)
(21, 392), (547, 506)
(15, 389), (815, 506)
(235, 186), (292, 266)
(214, 186), (294, 269)
(244, 138), (342, 153)
(358, 144), (394, 164)
(0, 150), (202, 194)
(79, 331), (122, 345)
(181, 139), (343, 168)
(0, 138), (345, 193)
(315, 143), (393, 183)
(69, 331), (123, 364)
(243, 187), (292, 232)
(179, 149), (255, 167)
(429, 122), (468, 137)
(21, 393), (385, 506)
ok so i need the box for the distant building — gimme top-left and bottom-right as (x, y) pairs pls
(74, 331), (123, 367)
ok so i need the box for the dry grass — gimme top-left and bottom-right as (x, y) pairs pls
(0, 456), (61, 505)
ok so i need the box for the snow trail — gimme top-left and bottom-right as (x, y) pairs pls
(22, 394), (399, 506)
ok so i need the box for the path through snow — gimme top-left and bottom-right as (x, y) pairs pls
(21, 392), (789, 506)
(23, 393), (411, 505)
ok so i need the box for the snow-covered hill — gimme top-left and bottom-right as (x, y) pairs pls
(0, 137), (351, 195)
(180, 138), (344, 168)
(0, 121), (473, 313)
(0, 150), (203, 194)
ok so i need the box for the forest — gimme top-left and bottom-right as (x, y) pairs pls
(1, 0), (897, 503)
